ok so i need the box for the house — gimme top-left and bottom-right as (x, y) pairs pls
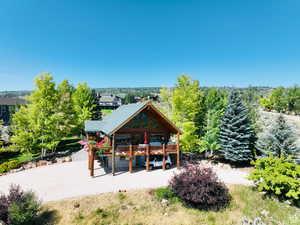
(97, 94), (122, 110)
(84, 101), (182, 176)
(0, 97), (26, 125)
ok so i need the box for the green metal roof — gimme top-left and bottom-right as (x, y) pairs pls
(85, 101), (149, 135)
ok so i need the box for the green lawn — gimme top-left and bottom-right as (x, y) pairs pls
(0, 137), (81, 165)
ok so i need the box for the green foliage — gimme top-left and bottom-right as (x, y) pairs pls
(123, 93), (136, 104)
(256, 115), (300, 160)
(154, 187), (176, 200)
(0, 160), (21, 174)
(249, 157), (300, 204)
(8, 192), (41, 225)
(0, 185), (41, 225)
(72, 83), (95, 133)
(11, 74), (62, 155)
(10, 74), (94, 155)
(260, 85), (300, 114)
(200, 88), (228, 154)
(219, 91), (255, 163)
(56, 80), (76, 137)
(170, 75), (204, 151)
(159, 87), (173, 118)
(117, 193), (127, 201)
(101, 109), (113, 116)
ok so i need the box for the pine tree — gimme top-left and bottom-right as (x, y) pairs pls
(256, 114), (300, 159)
(218, 91), (254, 163)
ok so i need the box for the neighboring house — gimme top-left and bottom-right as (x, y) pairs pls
(0, 97), (26, 125)
(97, 94), (122, 110)
(85, 101), (182, 176)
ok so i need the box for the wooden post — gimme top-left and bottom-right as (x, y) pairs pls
(88, 145), (92, 170)
(112, 134), (116, 176)
(162, 144), (166, 170)
(129, 144), (133, 173)
(90, 149), (95, 177)
(146, 144), (150, 171)
(176, 133), (180, 168)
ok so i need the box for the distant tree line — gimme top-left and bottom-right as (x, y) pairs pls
(260, 86), (300, 114)
(0, 86), (272, 100)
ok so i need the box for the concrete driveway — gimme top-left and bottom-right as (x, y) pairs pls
(0, 160), (252, 202)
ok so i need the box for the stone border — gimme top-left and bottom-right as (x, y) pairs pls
(0, 156), (72, 176)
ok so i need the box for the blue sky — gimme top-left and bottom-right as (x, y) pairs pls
(1, 0), (300, 90)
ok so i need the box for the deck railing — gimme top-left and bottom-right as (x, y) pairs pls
(95, 144), (178, 156)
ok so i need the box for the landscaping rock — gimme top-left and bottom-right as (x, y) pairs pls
(73, 202), (80, 209)
(37, 160), (48, 167)
(11, 167), (23, 173)
(241, 216), (266, 225)
(161, 199), (169, 207)
(65, 156), (72, 162)
(23, 162), (36, 169)
(260, 210), (269, 216)
(56, 158), (64, 163)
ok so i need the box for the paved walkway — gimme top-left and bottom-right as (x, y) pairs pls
(0, 160), (252, 202)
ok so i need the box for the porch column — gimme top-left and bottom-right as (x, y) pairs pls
(162, 144), (166, 170)
(176, 133), (180, 168)
(90, 149), (95, 177)
(112, 134), (116, 176)
(146, 144), (150, 171)
(88, 145), (92, 170)
(129, 144), (133, 173)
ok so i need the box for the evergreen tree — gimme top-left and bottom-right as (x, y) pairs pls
(256, 115), (300, 160)
(218, 91), (254, 163)
(91, 89), (102, 120)
(123, 93), (136, 104)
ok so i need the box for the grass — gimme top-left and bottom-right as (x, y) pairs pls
(101, 109), (113, 116)
(0, 137), (81, 165)
(45, 185), (300, 225)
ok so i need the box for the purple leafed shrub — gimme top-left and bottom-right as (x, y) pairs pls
(169, 165), (231, 210)
(0, 184), (41, 225)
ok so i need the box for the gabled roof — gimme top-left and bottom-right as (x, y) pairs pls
(85, 101), (181, 135)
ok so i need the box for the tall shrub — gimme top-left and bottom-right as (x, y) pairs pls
(249, 157), (300, 204)
(218, 91), (255, 164)
(0, 184), (41, 225)
(169, 165), (231, 210)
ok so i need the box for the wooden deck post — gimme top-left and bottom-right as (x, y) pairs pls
(146, 144), (150, 171)
(162, 144), (166, 170)
(88, 145), (92, 170)
(90, 149), (95, 177)
(176, 133), (180, 168)
(129, 144), (133, 173)
(112, 134), (116, 176)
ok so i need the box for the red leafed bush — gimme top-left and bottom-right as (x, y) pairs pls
(169, 165), (231, 210)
